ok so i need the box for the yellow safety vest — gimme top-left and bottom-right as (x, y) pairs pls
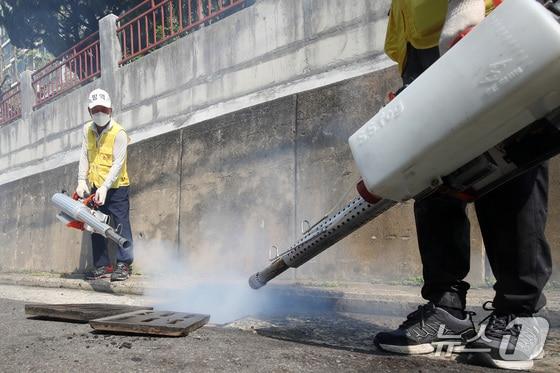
(485, 0), (502, 15)
(87, 120), (130, 188)
(385, 0), (448, 73)
(385, 0), (499, 73)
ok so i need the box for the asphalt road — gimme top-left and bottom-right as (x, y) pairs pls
(0, 285), (556, 372)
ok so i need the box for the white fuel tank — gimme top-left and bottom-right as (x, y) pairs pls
(349, 0), (560, 201)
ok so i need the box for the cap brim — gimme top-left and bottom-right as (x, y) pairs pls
(88, 103), (111, 109)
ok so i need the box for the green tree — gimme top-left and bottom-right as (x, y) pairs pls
(0, 0), (138, 56)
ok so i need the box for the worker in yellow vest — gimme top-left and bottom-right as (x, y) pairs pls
(76, 88), (134, 282)
(374, 1), (550, 370)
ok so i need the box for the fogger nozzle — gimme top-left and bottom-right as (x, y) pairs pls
(248, 275), (264, 290)
(106, 229), (131, 249)
(248, 258), (289, 289)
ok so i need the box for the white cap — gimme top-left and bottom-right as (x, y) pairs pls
(88, 88), (112, 109)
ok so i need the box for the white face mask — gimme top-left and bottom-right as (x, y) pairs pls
(92, 112), (111, 127)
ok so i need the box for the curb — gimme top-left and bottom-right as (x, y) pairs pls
(0, 273), (144, 295)
(1, 273), (559, 326)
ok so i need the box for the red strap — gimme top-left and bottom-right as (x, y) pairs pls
(67, 192), (96, 230)
(356, 180), (382, 204)
(67, 220), (85, 231)
(449, 190), (476, 203)
(493, 0), (503, 8)
(450, 25), (474, 48)
(83, 193), (97, 208)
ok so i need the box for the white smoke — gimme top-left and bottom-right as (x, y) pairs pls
(134, 239), (278, 324)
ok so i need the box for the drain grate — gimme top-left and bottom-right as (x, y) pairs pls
(89, 310), (210, 336)
(25, 303), (153, 322)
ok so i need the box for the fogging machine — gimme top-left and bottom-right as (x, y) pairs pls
(52, 192), (131, 249)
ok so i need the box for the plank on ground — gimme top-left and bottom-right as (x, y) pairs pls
(89, 310), (210, 336)
(25, 303), (153, 322)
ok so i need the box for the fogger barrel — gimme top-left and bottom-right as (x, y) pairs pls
(248, 197), (395, 289)
(52, 193), (131, 249)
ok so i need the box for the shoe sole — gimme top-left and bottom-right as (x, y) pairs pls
(110, 276), (129, 282)
(377, 343), (435, 355)
(476, 352), (534, 370)
(85, 274), (112, 280)
(377, 342), (471, 355)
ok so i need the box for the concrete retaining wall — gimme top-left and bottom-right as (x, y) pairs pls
(3, 68), (559, 285)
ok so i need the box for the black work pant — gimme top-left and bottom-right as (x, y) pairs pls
(91, 186), (134, 267)
(415, 164), (551, 315)
(403, 44), (552, 315)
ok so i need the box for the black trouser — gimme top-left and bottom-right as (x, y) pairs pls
(91, 186), (134, 267)
(403, 44), (552, 315)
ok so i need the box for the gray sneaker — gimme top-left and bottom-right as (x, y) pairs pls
(465, 302), (548, 370)
(110, 262), (131, 282)
(85, 265), (113, 280)
(374, 302), (476, 354)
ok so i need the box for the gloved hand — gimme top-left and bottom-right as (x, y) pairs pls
(439, 0), (485, 56)
(94, 185), (108, 206)
(76, 180), (90, 198)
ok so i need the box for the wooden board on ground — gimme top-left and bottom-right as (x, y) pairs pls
(89, 310), (210, 336)
(25, 303), (153, 322)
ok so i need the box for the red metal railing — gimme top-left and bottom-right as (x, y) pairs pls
(117, 0), (248, 65)
(32, 32), (101, 107)
(0, 83), (22, 126)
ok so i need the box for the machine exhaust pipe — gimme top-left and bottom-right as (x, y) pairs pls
(249, 197), (395, 289)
